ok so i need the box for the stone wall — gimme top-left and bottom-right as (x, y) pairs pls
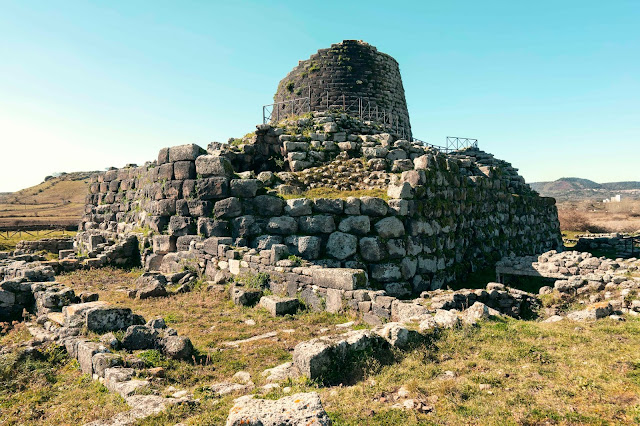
(574, 233), (636, 258)
(78, 115), (562, 296)
(15, 238), (74, 254)
(273, 40), (412, 138)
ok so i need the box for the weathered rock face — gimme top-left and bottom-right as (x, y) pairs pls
(273, 40), (412, 139)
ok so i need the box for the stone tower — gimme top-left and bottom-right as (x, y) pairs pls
(273, 40), (412, 139)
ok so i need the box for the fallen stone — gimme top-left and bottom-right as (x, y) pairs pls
(311, 268), (367, 290)
(260, 295), (299, 316)
(225, 392), (331, 426)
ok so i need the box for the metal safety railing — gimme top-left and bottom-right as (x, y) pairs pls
(262, 89), (480, 153)
(263, 87), (410, 138)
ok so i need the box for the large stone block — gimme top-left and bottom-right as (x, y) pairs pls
(86, 306), (137, 333)
(226, 393), (331, 426)
(292, 330), (384, 381)
(196, 177), (230, 200)
(63, 301), (108, 328)
(169, 144), (204, 162)
(195, 155), (234, 177)
(198, 217), (231, 238)
(173, 160), (196, 180)
(338, 215), (370, 235)
(311, 268), (367, 290)
(326, 231), (357, 259)
(230, 179), (259, 198)
(260, 296), (300, 316)
(152, 235), (177, 254)
(214, 197), (243, 218)
(298, 215), (335, 234)
(77, 341), (105, 375)
(253, 195), (284, 216)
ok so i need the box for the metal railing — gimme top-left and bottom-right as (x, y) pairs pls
(263, 87), (410, 138)
(446, 137), (478, 152)
(262, 90), (480, 153)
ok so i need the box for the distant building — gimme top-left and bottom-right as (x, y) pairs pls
(603, 194), (621, 203)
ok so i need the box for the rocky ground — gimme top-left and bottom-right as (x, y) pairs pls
(2, 248), (640, 425)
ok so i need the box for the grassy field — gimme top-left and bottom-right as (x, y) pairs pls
(558, 199), (640, 234)
(0, 173), (90, 229)
(3, 267), (639, 425)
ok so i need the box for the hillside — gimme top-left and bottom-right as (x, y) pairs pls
(0, 172), (95, 229)
(530, 177), (640, 201)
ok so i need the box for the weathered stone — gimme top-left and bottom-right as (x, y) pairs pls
(311, 268), (367, 290)
(214, 197), (243, 218)
(77, 341), (105, 375)
(260, 296), (300, 316)
(63, 301), (109, 328)
(375, 217), (405, 239)
(338, 216), (370, 235)
(359, 237), (387, 262)
(195, 155), (234, 177)
(461, 302), (501, 325)
(225, 392), (331, 426)
(230, 179), (260, 198)
(253, 195), (285, 216)
(231, 287), (262, 307)
(169, 144), (204, 162)
(92, 353), (123, 378)
(298, 215), (336, 234)
(433, 309), (460, 328)
(326, 232), (357, 259)
(374, 322), (420, 348)
(266, 216), (298, 235)
(285, 198), (313, 216)
(313, 198), (344, 214)
(297, 235), (322, 260)
(567, 302), (612, 321)
(121, 325), (158, 351)
(161, 336), (194, 360)
(173, 161), (196, 180)
(360, 196), (388, 216)
(196, 177), (230, 200)
(152, 235), (177, 255)
(86, 307), (137, 333)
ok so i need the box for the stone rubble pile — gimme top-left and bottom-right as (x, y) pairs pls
(497, 250), (640, 322)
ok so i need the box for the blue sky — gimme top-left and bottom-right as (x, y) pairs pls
(1, 0), (638, 192)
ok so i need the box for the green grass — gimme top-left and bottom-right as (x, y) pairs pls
(11, 268), (640, 425)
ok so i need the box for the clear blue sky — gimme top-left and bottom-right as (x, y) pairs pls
(1, 0), (638, 192)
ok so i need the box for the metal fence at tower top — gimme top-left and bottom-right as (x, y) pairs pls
(262, 90), (479, 152)
(262, 89), (411, 139)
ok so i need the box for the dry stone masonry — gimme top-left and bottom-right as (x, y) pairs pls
(77, 110), (561, 300)
(273, 40), (412, 138)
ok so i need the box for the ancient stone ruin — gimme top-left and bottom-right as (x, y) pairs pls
(1, 40), (593, 425)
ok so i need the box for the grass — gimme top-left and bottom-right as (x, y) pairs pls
(0, 330), (129, 425)
(0, 229), (77, 252)
(281, 187), (388, 201)
(7, 267), (640, 424)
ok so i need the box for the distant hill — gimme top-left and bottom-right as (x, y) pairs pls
(530, 177), (640, 201)
(0, 171), (96, 229)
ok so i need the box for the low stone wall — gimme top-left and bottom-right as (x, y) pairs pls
(15, 238), (74, 254)
(574, 233), (636, 258)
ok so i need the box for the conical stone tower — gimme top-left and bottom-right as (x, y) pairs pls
(273, 40), (412, 139)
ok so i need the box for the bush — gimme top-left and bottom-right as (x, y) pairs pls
(558, 209), (608, 233)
